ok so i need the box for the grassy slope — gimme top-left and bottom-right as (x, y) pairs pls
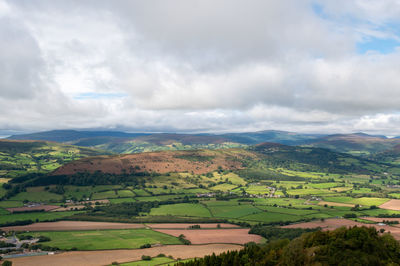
(0, 140), (109, 178)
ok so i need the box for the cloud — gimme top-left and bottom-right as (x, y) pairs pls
(0, 17), (44, 99)
(1, 0), (400, 135)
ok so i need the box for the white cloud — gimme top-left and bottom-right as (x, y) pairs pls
(1, 0), (400, 135)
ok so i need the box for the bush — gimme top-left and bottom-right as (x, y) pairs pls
(344, 213), (357, 218)
(18, 235), (33, 240)
(141, 255), (151, 261)
(140, 243), (151, 249)
(38, 236), (51, 242)
(188, 225), (201, 229)
(178, 234), (191, 245)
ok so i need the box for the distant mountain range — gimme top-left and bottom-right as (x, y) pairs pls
(7, 129), (321, 144)
(8, 129), (400, 158)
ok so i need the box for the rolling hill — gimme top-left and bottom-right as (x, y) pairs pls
(8, 130), (400, 158)
(7, 129), (321, 154)
(304, 133), (400, 156)
(7, 130), (148, 142)
(0, 140), (110, 178)
(38, 142), (399, 180)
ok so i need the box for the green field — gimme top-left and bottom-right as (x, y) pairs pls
(0, 208), (9, 215)
(323, 197), (390, 206)
(9, 191), (63, 202)
(209, 184), (238, 192)
(92, 190), (120, 200)
(0, 200), (23, 208)
(150, 203), (211, 217)
(245, 185), (270, 195)
(109, 198), (137, 204)
(120, 257), (175, 266)
(255, 206), (319, 216)
(0, 140), (108, 178)
(136, 195), (184, 202)
(22, 229), (181, 250)
(240, 211), (302, 223)
(0, 211), (82, 225)
(209, 205), (261, 218)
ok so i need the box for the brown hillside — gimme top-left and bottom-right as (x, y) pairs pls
(52, 149), (256, 175)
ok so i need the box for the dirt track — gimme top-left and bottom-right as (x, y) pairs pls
(1, 221), (145, 232)
(379, 199), (400, 211)
(154, 228), (262, 244)
(9, 244), (242, 266)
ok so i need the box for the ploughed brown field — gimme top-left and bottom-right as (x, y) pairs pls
(363, 217), (400, 225)
(154, 228), (262, 244)
(363, 217), (400, 222)
(1, 221), (145, 232)
(10, 244), (242, 266)
(6, 205), (60, 213)
(52, 149), (256, 175)
(282, 218), (400, 240)
(379, 199), (400, 211)
(145, 223), (240, 229)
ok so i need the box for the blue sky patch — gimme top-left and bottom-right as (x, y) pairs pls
(357, 37), (400, 54)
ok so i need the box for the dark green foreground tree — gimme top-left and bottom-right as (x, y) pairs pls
(177, 226), (400, 266)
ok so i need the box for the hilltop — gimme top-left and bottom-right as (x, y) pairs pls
(9, 129), (400, 158)
(7, 129), (323, 154)
(305, 133), (400, 156)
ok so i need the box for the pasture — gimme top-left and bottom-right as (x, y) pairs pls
(120, 257), (175, 266)
(9, 190), (63, 202)
(240, 212), (302, 223)
(209, 204), (261, 218)
(0, 211), (82, 225)
(149, 203), (212, 217)
(21, 229), (182, 250)
(323, 197), (390, 206)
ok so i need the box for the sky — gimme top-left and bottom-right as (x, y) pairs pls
(1, 0), (400, 135)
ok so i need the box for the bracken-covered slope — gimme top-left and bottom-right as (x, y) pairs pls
(0, 140), (110, 178)
(52, 149), (256, 175)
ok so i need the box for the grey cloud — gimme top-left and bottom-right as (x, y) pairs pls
(0, 17), (44, 99)
(1, 0), (400, 135)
